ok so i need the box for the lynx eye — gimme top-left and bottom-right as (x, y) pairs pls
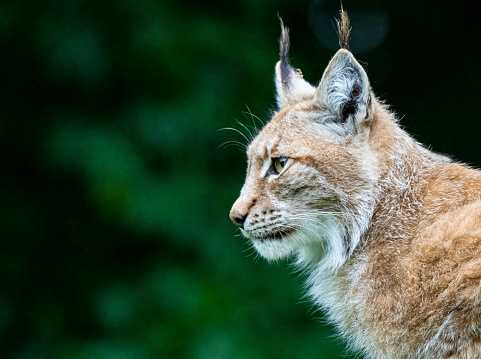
(266, 157), (289, 177)
(274, 157), (288, 173)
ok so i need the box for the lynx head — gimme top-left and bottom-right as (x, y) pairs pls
(230, 11), (381, 271)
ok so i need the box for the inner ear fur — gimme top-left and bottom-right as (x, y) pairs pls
(316, 49), (372, 125)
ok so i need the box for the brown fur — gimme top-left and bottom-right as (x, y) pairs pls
(229, 10), (481, 358)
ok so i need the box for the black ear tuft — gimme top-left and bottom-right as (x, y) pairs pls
(275, 18), (316, 108)
(279, 18), (292, 88)
(337, 8), (351, 51)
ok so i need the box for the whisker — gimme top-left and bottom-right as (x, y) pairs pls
(242, 109), (258, 135)
(217, 127), (251, 145)
(244, 104), (265, 128)
(217, 140), (247, 152)
(235, 119), (255, 143)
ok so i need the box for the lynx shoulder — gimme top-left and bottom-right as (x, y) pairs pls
(229, 9), (481, 359)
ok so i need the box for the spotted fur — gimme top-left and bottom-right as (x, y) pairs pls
(230, 10), (481, 359)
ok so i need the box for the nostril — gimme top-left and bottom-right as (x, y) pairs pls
(230, 211), (247, 229)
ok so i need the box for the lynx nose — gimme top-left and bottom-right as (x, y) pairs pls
(229, 210), (247, 229)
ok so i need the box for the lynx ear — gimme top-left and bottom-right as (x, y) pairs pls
(275, 21), (316, 108)
(315, 49), (371, 127)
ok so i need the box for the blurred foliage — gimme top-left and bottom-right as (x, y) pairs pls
(1, 0), (480, 358)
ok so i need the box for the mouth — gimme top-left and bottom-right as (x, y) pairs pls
(249, 228), (296, 242)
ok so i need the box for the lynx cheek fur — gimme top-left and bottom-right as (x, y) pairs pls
(229, 10), (481, 359)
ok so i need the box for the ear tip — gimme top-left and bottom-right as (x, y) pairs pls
(330, 49), (368, 80)
(332, 48), (355, 61)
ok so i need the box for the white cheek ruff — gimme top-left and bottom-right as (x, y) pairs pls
(251, 236), (297, 261)
(242, 215), (298, 261)
(245, 214), (348, 268)
(246, 193), (375, 273)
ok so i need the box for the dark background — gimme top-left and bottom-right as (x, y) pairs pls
(2, 0), (480, 358)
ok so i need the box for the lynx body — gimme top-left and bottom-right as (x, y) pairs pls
(229, 11), (481, 359)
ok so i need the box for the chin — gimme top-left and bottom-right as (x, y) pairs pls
(250, 237), (297, 261)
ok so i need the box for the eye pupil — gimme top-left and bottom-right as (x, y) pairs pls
(274, 157), (288, 174)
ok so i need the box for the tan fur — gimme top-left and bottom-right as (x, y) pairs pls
(229, 11), (481, 358)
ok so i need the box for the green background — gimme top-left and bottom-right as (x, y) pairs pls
(2, 0), (480, 358)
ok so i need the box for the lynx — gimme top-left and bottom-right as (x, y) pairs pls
(229, 10), (481, 359)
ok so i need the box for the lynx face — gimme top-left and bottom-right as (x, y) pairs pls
(230, 26), (379, 269)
